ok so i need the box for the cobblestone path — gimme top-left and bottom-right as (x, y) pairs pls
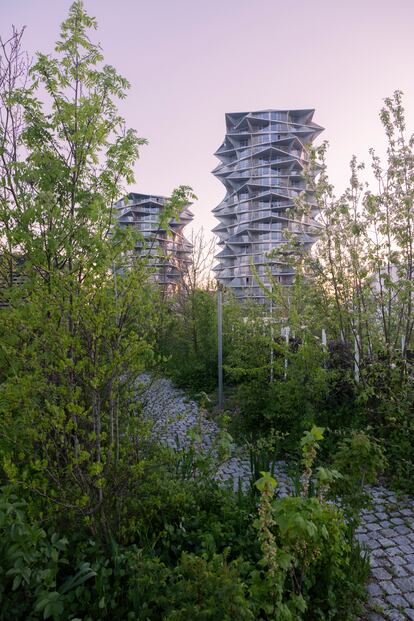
(357, 492), (414, 620)
(139, 376), (414, 620)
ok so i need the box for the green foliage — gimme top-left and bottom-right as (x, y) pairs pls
(234, 339), (330, 453)
(331, 431), (387, 531)
(269, 496), (368, 620)
(359, 366), (414, 493)
(300, 425), (325, 498)
(0, 475), (256, 620)
(251, 427), (369, 620)
(157, 479), (257, 564)
(171, 413), (234, 482)
(0, 488), (96, 620)
(0, 0), (160, 536)
(0, 436), (368, 621)
(0, 5), (400, 620)
(159, 288), (218, 391)
(288, 91), (414, 487)
(247, 429), (286, 492)
(135, 552), (253, 621)
(223, 297), (270, 383)
(386, 420), (414, 493)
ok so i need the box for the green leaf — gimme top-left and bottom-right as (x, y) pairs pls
(310, 425), (325, 441)
(60, 563), (96, 594)
(255, 471), (277, 492)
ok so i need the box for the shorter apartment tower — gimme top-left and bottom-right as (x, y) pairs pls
(115, 193), (193, 289)
(212, 109), (323, 301)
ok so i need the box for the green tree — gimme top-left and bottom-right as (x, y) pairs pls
(293, 92), (414, 374)
(289, 92), (414, 488)
(0, 1), (192, 537)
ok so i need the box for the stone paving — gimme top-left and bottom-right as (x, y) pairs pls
(138, 375), (414, 620)
(356, 490), (414, 620)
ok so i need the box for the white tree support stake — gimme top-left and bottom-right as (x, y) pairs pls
(284, 326), (290, 379)
(354, 335), (360, 383)
(270, 298), (274, 382)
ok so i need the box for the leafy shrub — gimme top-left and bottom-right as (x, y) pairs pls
(363, 377), (414, 494)
(0, 424), (370, 621)
(235, 343), (330, 454)
(0, 488), (96, 620)
(251, 427), (369, 621)
(330, 431), (387, 532)
(271, 496), (368, 620)
(126, 552), (253, 621)
(158, 290), (218, 392)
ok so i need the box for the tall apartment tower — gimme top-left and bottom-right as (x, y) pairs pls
(212, 109), (323, 301)
(115, 193), (193, 289)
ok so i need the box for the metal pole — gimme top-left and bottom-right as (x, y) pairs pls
(217, 286), (224, 409)
(270, 297), (274, 382)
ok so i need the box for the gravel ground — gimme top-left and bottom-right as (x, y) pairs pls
(137, 375), (414, 621)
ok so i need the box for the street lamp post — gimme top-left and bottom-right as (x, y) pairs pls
(270, 296), (274, 382)
(217, 285), (224, 409)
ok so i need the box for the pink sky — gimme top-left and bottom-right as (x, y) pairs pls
(3, 0), (414, 238)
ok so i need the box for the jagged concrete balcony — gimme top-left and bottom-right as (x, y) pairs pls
(212, 109), (323, 302)
(115, 192), (193, 290)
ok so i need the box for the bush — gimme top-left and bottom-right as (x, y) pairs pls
(235, 341), (329, 453)
(270, 496), (368, 620)
(158, 289), (218, 392)
(127, 552), (253, 621)
(0, 489), (97, 620)
(0, 431), (369, 621)
(250, 427), (369, 621)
